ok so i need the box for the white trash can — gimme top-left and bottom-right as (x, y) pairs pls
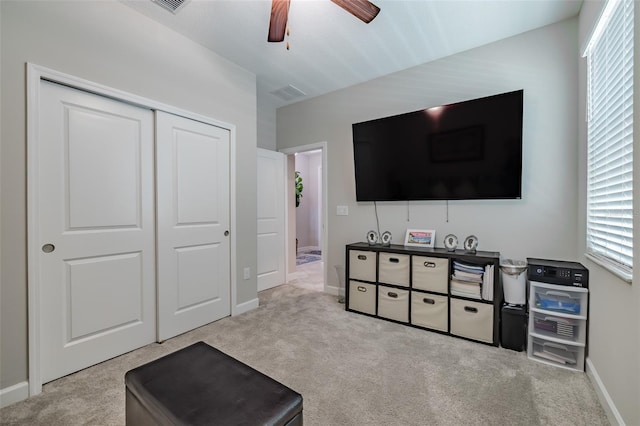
(500, 259), (527, 305)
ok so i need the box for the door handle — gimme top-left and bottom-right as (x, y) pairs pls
(42, 243), (55, 253)
(224, 230), (229, 236)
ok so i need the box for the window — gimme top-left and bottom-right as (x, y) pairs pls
(584, 0), (634, 280)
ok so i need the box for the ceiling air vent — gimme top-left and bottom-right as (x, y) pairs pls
(151, 0), (190, 14)
(270, 85), (306, 102)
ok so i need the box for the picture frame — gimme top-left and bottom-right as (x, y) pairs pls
(404, 229), (436, 248)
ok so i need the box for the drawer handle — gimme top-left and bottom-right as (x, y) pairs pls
(388, 292), (398, 298)
(545, 290), (573, 298)
(357, 255), (367, 260)
(544, 316), (570, 324)
(424, 261), (436, 268)
(357, 286), (367, 292)
(423, 298), (435, 305)
(464, 306), (478, 313)
(389, 257), (399, 263)
(542, 341), (568, 351)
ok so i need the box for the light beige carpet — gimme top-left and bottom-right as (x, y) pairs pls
(0, 267), (608, 425)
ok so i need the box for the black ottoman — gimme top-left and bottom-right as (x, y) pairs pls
(125, 342), (303, 425)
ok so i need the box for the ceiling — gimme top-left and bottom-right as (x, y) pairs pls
(122, 0), (583, 108)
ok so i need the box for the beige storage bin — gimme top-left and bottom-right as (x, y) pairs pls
(378, 252), (410, 287)
(377, 285), (409, 323)
(450, 299), (494, 343)
(348, 281), (376, 315)
(412, 256), (449, 293)
(349, 250), (376, 282)
(411, 292), (448, 332)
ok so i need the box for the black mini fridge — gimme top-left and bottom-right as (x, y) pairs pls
(500, 304), (527, 351)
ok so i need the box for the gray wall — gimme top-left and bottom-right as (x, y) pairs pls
(278, 18), (580, 274)
(578, 2), (640, 424)
(0, 1), (258, 390)
(257, 96), (277, 150)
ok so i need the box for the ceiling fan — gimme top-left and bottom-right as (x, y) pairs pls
(268, 0), (381, 43)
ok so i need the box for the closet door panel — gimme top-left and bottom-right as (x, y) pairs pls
(156, 111), (231, 341)
(37, 81), (156, 383)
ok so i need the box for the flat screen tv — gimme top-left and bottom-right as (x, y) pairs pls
(352, 90), (523, 201)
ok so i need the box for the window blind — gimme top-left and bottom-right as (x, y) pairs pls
(585, 0), (634, 273)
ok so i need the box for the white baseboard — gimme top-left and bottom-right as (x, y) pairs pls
(287, 271), (304, 282)
(324, 284), (339, 296)
(586, 357), (625, 426)
(0, 381), (29, 409)
(233, 297), (259, 316)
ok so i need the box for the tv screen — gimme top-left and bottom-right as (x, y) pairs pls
(352, 90), (523, 201)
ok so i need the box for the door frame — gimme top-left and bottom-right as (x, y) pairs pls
(279, 142), (329, 293)
(26, 63), (238, 396)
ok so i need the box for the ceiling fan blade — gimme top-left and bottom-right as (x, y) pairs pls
(330, 0), (380, 24)
(268, 0), (290, 42)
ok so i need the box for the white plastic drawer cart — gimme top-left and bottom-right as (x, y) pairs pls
(526, 258), (589, 372)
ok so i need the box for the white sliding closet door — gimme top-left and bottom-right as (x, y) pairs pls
(156, 111), (231, 341)
(37, 81), (156, 383)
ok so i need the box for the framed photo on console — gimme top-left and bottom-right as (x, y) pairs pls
(404, 229), (435, 248)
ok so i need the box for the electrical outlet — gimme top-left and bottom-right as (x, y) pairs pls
(336, 205), (349, 216)
(243, 267), (251, 280)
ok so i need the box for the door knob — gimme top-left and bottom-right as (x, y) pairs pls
(224, 230), (229, 236)
(42, 243), (55, 253)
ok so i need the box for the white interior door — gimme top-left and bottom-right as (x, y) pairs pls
(156, 111), (231, 341)
(257, 149), (286, 291)
(38, 81), (156, 383)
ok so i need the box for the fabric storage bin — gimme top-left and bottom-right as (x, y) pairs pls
(377, 285), (409, 323)
(378, 253), (410, 287)
(411, 292), (448, 332)
(450, 299), (494, 343)
(348, 281), (376, 315)
(529, 336), (584, 371)
(349, 250), (376, 282)
(412, 256), (448, 293)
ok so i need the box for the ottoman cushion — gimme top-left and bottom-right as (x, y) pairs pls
(125, 341), (303, 425)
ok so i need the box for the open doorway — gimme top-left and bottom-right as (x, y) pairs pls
(280, 143), (327, 293)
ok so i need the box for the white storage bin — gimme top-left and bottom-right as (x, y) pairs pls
(348, 281), (376, 315)
(528, 336), (584, 372)
(450, 299), (494, 344)
(378, 253), (410, 287)
(531, 281), (588, 317)
(377, 285), (409, 323)
(412, 256), (448, 293)
(411, 292), (448, 332)
(349, 250), (376, 282)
